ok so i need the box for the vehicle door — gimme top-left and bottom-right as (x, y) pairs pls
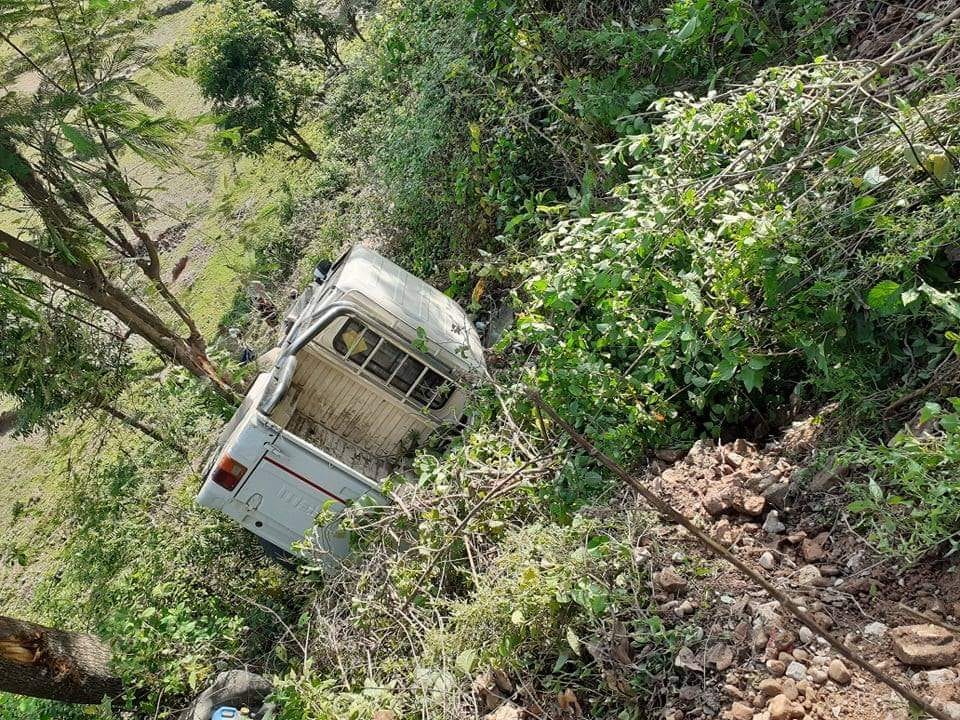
(232, 431), (386, 556)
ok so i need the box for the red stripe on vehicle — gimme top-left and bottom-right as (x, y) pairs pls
(262, 456), (348, 505)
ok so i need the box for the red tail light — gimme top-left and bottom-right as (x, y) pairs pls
(211, 455), (248, 491)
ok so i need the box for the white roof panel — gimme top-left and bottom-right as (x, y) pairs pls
(332, 246), (486, 375)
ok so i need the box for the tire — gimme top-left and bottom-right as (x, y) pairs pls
(250, 532), (298, 569)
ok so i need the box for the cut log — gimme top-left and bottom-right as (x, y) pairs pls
(0, 615), (121, 705)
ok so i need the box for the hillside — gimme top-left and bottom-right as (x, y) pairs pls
(2, 1), (960, 719)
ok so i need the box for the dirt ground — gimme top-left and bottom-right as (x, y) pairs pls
(638, 416), (960, 720)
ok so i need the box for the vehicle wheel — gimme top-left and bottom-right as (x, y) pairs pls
(251, 533), (298, 569)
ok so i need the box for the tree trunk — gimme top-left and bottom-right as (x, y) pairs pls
(97, 157), (207, 348)
(7, 141), (211, 358)
(99, 404), (187, 456)
(0, 615), (122, 705)
(0, 229), (239, 404)
(282, 127), (319, 162)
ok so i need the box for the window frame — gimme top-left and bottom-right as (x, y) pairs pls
(330, 316), (456, 412)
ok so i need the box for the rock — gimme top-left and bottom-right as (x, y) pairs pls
(827, 659), (850, 685)
(812, 612), (833, 630)
(178, 671), (273, 720)
(759, 679), (782, 698)
(862, 621), (888, 639)
(704, 490), (732, 516)
(725, 451), (745, 469)
(807, 668), (828, 685)
(766, 659), (787, 677)
(785, 661), (807, 681)
(840, 577), (873, 595)
(925, 668), (958, 685)
(762, 511), (786, 534)
(764, 482), (790, 509)
(768, 693), (803, 720)
(724, 684), (746, 700)
(655, 566), (688, 594)
(770, 626), (798, 652)
(759, 551), (777, 570)
(890, 624), (960, 667)
(706, 643), (735, 672)
(801, 537), (827, 563)
(935, 701), (960, 720)
(780, 678), (798, 701)
(485, 701), (524, 720)
(796, 565), (821, 586)
(733, 621), (752, 646)
(798, 627), (814, 645)
(792, 649), (810, 663)
(731, 492), (765, 517)
(730, 701), (754, 720)
(714, 518), (741, 546)
(676, 599), (696, 617)
(656, 448), (686, 463)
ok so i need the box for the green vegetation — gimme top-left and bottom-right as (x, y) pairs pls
(3, 0), (960, 718)
(842, 400), (960, 564)
(0, 369), (306, 720)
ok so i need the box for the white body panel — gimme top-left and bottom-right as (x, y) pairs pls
(197, 245), (485, 558)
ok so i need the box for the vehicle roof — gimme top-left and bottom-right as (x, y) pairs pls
(331, 245), (486, 374)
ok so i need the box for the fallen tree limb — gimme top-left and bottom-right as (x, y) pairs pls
(527, 389), (951, 720)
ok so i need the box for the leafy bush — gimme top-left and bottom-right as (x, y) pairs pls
(190, 0), (328, 159)
(314, 0), (847, 278)
(508, 63), (960, 459)
(842, 400), (960, 563)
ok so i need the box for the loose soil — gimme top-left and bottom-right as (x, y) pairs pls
(635, 416), (960, 720)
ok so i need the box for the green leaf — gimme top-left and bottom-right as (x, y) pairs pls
(740, 365), (763, 392)
(566, 626), (581, 654)
(865, 280), (902, 315)
(847, 500), (873, 513)
(510, 609), (525, 625)
(851, 195), (877, 215)
(651, 319), (675, 346)
(455, 648), (477, 675)
(677, 16), (699, 40)
(919, 402), (942, 425)
(552, 652), (570, 673)
(713, 355), (738, 382)
(60, 124), (98, 158)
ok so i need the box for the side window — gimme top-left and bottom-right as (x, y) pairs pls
(332, 318), (453, 411)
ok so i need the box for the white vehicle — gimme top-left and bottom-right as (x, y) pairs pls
(197, 245), (485, 558)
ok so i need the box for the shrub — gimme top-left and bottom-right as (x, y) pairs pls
(842, 400), (960, 564)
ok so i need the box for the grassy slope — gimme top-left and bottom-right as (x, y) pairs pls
(0, 3), (227, 612)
